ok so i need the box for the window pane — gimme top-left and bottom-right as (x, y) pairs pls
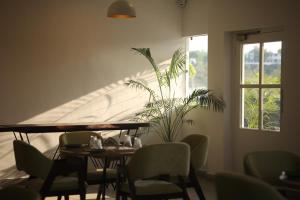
(263, 41), (282, 84)
(262, 88), (281, 131)
(242, 43), (260, 84)
(188, 35), (208, 94)
(242, 88), (259, 129)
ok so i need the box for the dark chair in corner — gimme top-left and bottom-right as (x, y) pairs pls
(215, 172), (286, 200)
(0, 186), (41, 200)
(59, 131), (118, 200)
(181, 134), (208, 200)
(244, 150), (300, 195)
(116, 143), (191, 200)
(13, 140), (86, 200)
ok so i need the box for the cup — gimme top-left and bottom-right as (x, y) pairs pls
(123, 135), (132, 147)
(133, 137), (142, 148)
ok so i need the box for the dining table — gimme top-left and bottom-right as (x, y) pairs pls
(0, 121), (149, 157)
(0, 121), (148, 199)
(0, 121), (150, 142)
(60, 144), (136, 200)
(265, 176), (300, 199)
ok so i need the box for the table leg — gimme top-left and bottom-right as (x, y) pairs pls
(133, 129), (138, 138)
(52, 146), (58, 160)
(18, 132), (24, 141)
(98, 157), (107, 200)
(25, 133), (30, 144)
(13, 131), (17, 140)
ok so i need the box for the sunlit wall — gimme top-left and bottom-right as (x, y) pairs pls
(0, 0), (184, 178)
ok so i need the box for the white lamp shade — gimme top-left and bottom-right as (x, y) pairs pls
(107, 0), (136, 19)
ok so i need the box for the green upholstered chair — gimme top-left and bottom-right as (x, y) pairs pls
(181, 134), (208, 200)
(0, 186), (40, 200)
(215, 172), (286, 200)
(13, 140), (86, 200)
(59, 131), (103, 147)
(59, 132), (118, 200)
(244, 151), (300, 194)
(116, 143), (191, 200)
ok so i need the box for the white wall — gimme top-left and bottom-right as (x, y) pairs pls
(183, 0), (300, 172)
(1, 0), (299, 178)
(0, 0), (184, 178)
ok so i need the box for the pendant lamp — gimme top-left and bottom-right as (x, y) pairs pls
(107, 0), (136, 19)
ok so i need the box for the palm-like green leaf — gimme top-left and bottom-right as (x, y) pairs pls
(128, 48), (225, 142)
(161, 49), (186, 87)
(194, 89), (225, 112)
(169, 49), (186, 78)
(125, 80), (157, 100)
(132, 48), (163, 85)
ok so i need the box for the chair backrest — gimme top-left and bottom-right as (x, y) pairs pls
(215, 172), (286, 200)
(59, 131), (102, 146)
(181, 134), (208, 169)
(13, 140), (53, 179)
(244, 151), (300, 180)
(127, 143), (190, 180)
(0, 186), (40, 200)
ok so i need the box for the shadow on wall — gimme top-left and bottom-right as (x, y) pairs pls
(0, 60), (174, 179)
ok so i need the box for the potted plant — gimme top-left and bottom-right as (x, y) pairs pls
(127, 48), (225, 142)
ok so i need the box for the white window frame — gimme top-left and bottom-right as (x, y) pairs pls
(185, 35), (208, 97)
(238, 32), (283, 132)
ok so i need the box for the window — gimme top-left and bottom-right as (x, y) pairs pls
(240, 39), (282, 131)
(186, 35), (208, 95)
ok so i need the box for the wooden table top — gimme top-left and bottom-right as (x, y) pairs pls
(0, 121), (150, 133)
(60, 145), (136, 158)
(281, 178), (300, 189)
(268, 177), (300, 191)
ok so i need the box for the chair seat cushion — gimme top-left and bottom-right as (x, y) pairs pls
(86, 168), (117, 183)
(120, 180), (183, 196)
(27, 176), (80, 193)
(49, 176), (80, 192)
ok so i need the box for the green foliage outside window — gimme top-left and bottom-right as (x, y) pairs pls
(242, 44), (281, 131)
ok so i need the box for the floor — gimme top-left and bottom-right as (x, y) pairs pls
(2, 175), (299, 200)
(48, 178), (216, 200)
(0, 175), (217, 200)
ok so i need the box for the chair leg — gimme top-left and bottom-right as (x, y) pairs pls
(80, 192), (86, 200)
(96, 186), (102, 200)
(116, 191), (120, 200)
(189, 167), (206, 200)
(183, 189), (190, 200)
(64, 195), (69, 200)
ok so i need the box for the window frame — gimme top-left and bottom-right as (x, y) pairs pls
(238, 32), (283, 132)
(185, 35), (208, 97)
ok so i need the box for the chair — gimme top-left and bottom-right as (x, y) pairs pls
(59, 132), (118, 199)
(0, 186), (40, 200)
(13, 140), (86, 200)
(244, 151), (300, 194)
(59, 131), (103, 147)
(181, 134), (208, 200)
(215, 172), (286, 200)
(116, 143), (191, 200)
